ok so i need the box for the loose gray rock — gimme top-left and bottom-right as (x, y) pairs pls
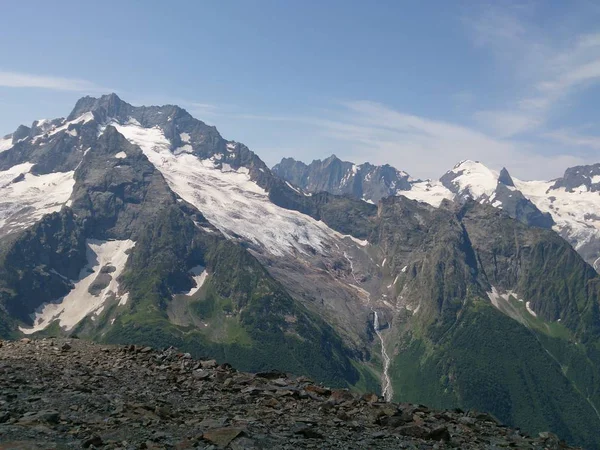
(0, 338), (581, 449)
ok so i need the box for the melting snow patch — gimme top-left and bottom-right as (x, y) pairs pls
(401, 266), (408, 273)
(0, 137), (13, 153)
(525, 301), (537, 317)
(125, 117), (141, 126)
(487, 287), (535, 322)
(327, 227), (369, 247)
(285, 181), (302, 194)
(180, 132), (191, 143)
(115, 151), (127, 159)
(185, 266), (208, 296)
(35, 119), (52, 129)
(118, 293), (129, 306)
(174, 144), (193, 155)
(400, 181), (453, 207)
(48, 112), (94, 137)
(20, 239), (135, 334)
(0, 163), (75, 235)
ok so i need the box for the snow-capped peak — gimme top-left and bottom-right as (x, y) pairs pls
(441, 160), (499, 199)
(108, 120), (362, 258)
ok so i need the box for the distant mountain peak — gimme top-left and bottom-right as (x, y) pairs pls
(498, 167), (515, 187)
(67, 93), (196, 128)
(450, 159), (490, 172)
(273, 154), (411, 203)
(322, 154), (341, 165)
(68, 92), (129, 121)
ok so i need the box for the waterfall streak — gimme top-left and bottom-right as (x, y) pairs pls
(373, 311), (393, 401)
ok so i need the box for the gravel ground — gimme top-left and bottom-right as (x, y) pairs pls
(0, 338), (578, 449)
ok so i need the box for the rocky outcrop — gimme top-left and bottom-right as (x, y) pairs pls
(272, 155), (411, 202)
(0, 209), (87, 323)
(551, 163), (600, 192)
(0, 338), (578, 449)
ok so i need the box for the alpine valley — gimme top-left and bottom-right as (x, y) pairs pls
(1, 94), (600, 448)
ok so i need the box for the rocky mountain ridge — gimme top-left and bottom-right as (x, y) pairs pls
(272, 156), (411, 203)
(1, 94), (600, 447)
(274, 155), (600, 270)
(0, 338), (579, 449)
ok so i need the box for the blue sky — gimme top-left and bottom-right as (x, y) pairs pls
(2, 1), (600, 179)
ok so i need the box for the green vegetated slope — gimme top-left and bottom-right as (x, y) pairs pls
(391, 304), (600, 448)
(2, 95), (600, 448)
(99, 205), (370, 389)
(374, 198), (600, 449)
(0, 124), (376, 392)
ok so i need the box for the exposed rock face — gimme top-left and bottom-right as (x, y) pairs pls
(0, 210), (87, 322)
(0, 338), (578, 449)
(552, 163), (600, 192)
(498, 167), (515, 187)
(272, 155), (411, 203)
(68, 125), (180, 240)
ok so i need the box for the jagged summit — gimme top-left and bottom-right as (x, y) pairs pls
(551, 162), (600, 192)
(68, 92), (127, 120)
(451, 159), (481, 169)
(498, 167), (515, 186)
(272, 155), (411, 202)
(67, 93), (203, 131)
(323, 153), (340, 163)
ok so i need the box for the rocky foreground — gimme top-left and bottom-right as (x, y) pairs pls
(0, 339), (577, 450)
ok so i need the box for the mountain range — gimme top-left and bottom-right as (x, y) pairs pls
(1, 94), (600, 448)
(274, 156), (600, 270)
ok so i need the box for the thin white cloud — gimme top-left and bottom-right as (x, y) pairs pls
(195, 94), (591, 180)
(544, 128), (600, 150)
(0, 70), (106, 92)
(466, 6), (600, 139)
(184, 102), (302, 123)
(188, 102), (220, 115)
(473, 110), (542, 138)
(310, 101), (585, 180)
